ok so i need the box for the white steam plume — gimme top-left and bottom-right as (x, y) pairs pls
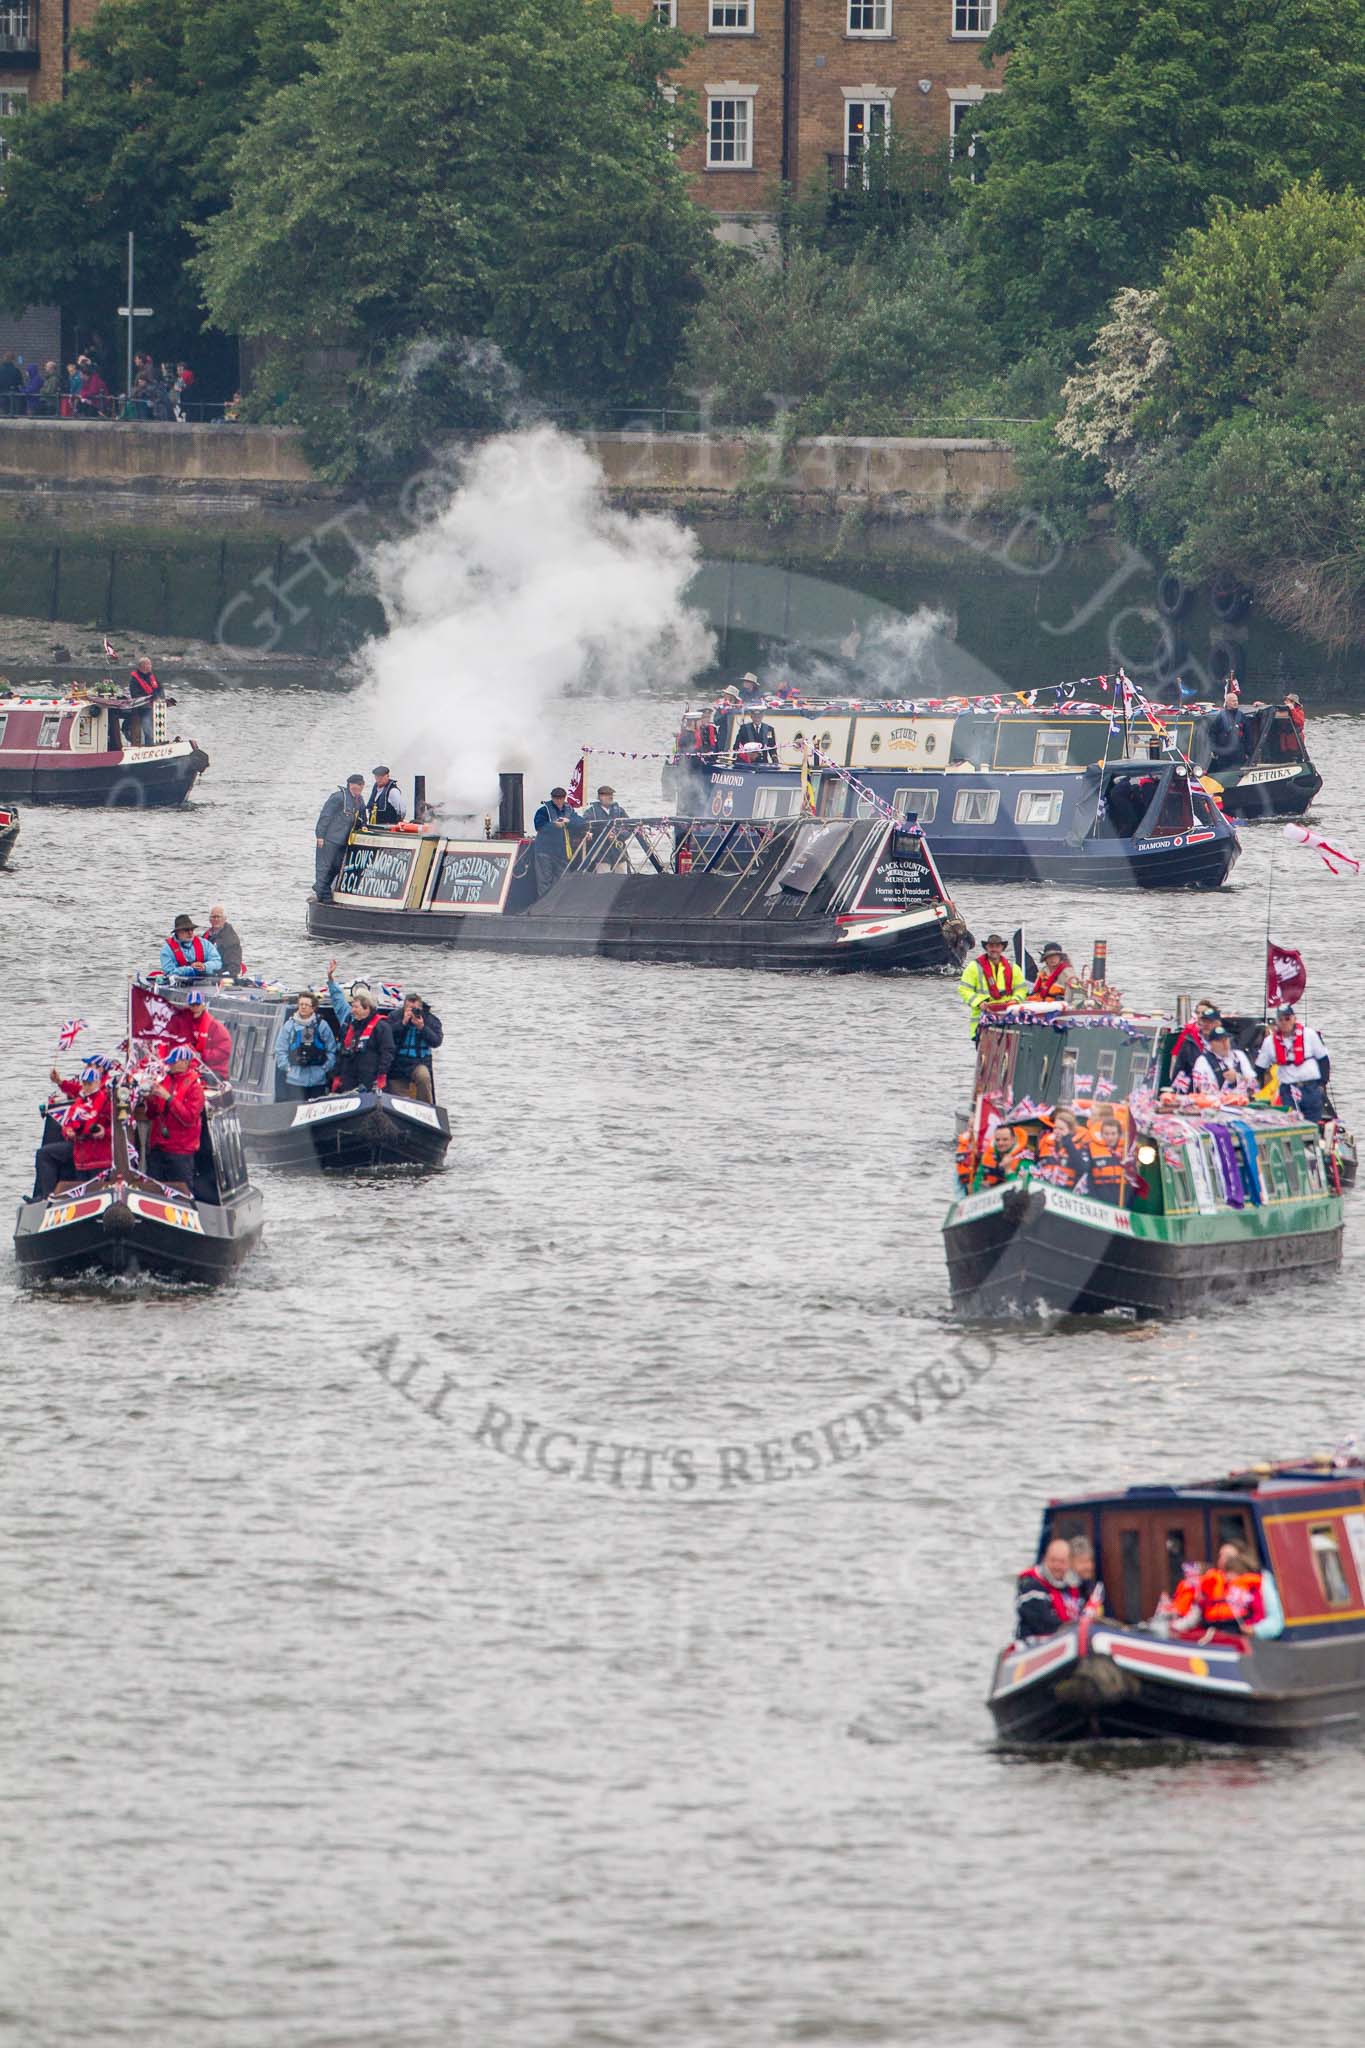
(362, 426), (715, 815)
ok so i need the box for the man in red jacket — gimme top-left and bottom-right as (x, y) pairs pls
(35, 1062), (114, 1196)
(145, 1046), (206, 1187)
(183, 990), (233, 1080)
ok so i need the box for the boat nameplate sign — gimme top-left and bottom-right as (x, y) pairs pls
(292, 1095), (364, 1125)
(121, 743), (183, 763)
(335, 842), (418, 903)
(386, 1098), (442, 1128)
(853, 848), (940, 913)
(1239, 766), (1297, 786)
(428, 841), (517, 914)
(1042, 1186), (1134, 1233)
(952, 1187), (1006, 1224)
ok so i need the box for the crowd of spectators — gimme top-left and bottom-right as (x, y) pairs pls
(0, 348), (207, 420)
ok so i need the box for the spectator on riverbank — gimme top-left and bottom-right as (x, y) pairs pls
(38, 362), (61, 415)
(174, 362), (195, 420)
(0, 354), (21, 417)
(21, 361), (42, 416)
(74, 357), (109, 418)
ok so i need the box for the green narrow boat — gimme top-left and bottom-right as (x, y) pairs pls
(944, 1004), (1344, 1315)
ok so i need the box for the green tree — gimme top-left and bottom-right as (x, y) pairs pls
(195, 0), (708, 445)
(1158, 179), (1365, 423)
(0, 0), (337, 357)
(964, 0), (1365, 349)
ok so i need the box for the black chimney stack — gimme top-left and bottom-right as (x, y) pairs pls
(498, 771), (525, 839)
(413, 774), (428, 822)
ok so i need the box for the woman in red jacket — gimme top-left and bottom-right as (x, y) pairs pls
(145, 1046), (206, 1187)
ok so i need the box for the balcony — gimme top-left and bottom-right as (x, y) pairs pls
(0, 4), (38, 68)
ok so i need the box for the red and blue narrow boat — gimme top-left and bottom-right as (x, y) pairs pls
(0, 682), (208, 806)
(990, 1456), (1365, 1746)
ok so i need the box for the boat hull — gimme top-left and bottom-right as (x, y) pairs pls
(305, 895), (968, 974)
(13, 1179), (263, 1284)
(1217, 761), (1322, 819)
(0, 744), (209, 807)
(239, 1092), (451, 1171)
(989, 1622), (1365, 1747)
(944, 1180), (1343, 1317)
(928, 833), (1238, 890)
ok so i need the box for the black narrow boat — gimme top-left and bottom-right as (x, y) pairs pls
(990, 1456), (1365, 1746)
(14, 1086), (263, 1284)
(130, 977), (452, 1172)
(0, 803), (17, 867)
(305, 784), (972, 975)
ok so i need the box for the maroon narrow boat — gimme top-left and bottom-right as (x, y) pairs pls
(0, 684), (208, 806)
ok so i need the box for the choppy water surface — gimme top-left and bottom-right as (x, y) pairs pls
(4, 687), (1365, 2048)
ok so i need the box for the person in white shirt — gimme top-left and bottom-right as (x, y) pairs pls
(1255, 1002), (1330, 1122)
(1191, 1022), (1257, 1097)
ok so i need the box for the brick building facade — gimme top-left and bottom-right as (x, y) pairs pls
(0, 0), (101, 361)
(622, 0), (1001, 241)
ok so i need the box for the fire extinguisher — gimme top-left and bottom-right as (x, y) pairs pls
(677, 841), (694, 875)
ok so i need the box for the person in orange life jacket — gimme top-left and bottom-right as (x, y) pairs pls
(1088, 1114), (1128, 1203)
(980, 1120), (1040, 1187)
(1172, 1544), (1267, 1637)
(122, 654), (164, 746)
(159, 913), (223, 982)
(1015, 1536), (1082, 1640)
(34, 1062), (114, 1196)
(1191, 1022), (1256, 1097)
(145, 1046), (206, 1186)
(367, 765), (407, 827)
(325, 967), (395, 1093)
(182, 989), (233, 1080)
(1030, 940), (1072, 1000)
(1256, 1002), (1330, 1123)
(1039, 1107), (1091, 1191)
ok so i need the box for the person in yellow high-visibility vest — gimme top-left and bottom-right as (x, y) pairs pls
(958, 933), (1027, 1035)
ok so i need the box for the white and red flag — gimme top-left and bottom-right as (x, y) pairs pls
(567, 756), (585, 808)
(102, 637), (118, 663)
(1282, 822), (1361, 875)
(1266, 942), (1307, 1009)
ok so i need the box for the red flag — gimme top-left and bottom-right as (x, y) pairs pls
(567, 756), (585, 808)
(1266, 942), (1307, 1009)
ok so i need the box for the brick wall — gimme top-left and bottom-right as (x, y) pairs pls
(621, 0), (1001, 218)
(0, 305), (59, 367)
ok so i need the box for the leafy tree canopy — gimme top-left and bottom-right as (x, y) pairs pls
(195, 0), (709, 430)
(964, 0), (1365, 350)
(1157, 178), (1365, 424)
(0, 0), (337, 350)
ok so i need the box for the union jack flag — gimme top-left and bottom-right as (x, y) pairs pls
(379, 981), (403, 1005)
(102, 637), (118, 662)
(1073, 1072), (1095, 1094)
(1093, 1075), (1116, 1098)
(57, 1017), (88, 1051)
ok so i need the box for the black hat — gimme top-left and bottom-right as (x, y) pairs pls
(1207, 1022), (1231, 1040)
(173, 913), (196, 932)
(346, 772), (365, 787)
(371, 764), (390, 776)
(550, 786), (567, 798)
(1276, 1002), (1296, 1017)
(1041, 940), (1064, 956)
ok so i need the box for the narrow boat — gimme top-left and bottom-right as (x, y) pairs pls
(0, 803), (18, 867)
(668, 691), (1317, 831)
(990, 1455), (1365, 1746)
(0, 681), (208, 806)
(129, 977), (452, 1172)
(946, 979), (1346, 1314)
(667, 704), (1238, 890)
(14, 1081), (262, 1283)
(304, 778), (973, 974)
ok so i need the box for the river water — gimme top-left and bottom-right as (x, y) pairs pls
(4, 683), (1365, 2048)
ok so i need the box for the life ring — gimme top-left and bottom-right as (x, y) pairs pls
(1157, 571), (1191, 620)
(394, 821), (421, 834)
(1208, 637), (1241, 685)
(1210, 573), (1251, 623)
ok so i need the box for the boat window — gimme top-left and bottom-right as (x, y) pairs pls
(1164, 1527), (1189, 1593)
(1052, 1510), (1094, 1547)
(1095, 1050), (1118, 1093)
(952, 788), (1000, 826)
(1120, 1528), (1142, 1620)
(0, 713), (8, 745)
(1282, 1141), (1304, 1196)
(1214, 1509), (1254, 1556)
(1263, 1137), (1292, 1201)
(753, 786), (802, 819)
(1146, 772), (1194, 837)
(1032, 728), (1071, 766)
(38, 714), (62, 747)
(1014, 790), (1064, 827)
(1164, 1149), (1194, 1210)
(1310, 1525), (1353, 1606)
(893, 785), (938, 824)
(1056, 1046), (1077, 1104)
(1303, 1142), (1325, 1192)
(230, 1025), (257, 1086)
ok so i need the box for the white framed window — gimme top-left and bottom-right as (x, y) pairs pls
(660, 82), (678, 152)
(1014, 790), (1064, 827)
(1032, 728), (1070, 766)
(952, 788), (999, 825)
(845, 97), (890, 180)
(949, 88), (998, 175)
(894, 785), (938, 824)
(0, 87), (28, 167)
(709, 0), (752, 30)
(847, 0), (890, 35)
(38, 714), (63, 747)
(754, 786), (802, 818)
(651, 0), (676, 19)
(0, 713), (8, 745)
(706, 90), (754, 166)
(951, 0), (995, 34)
